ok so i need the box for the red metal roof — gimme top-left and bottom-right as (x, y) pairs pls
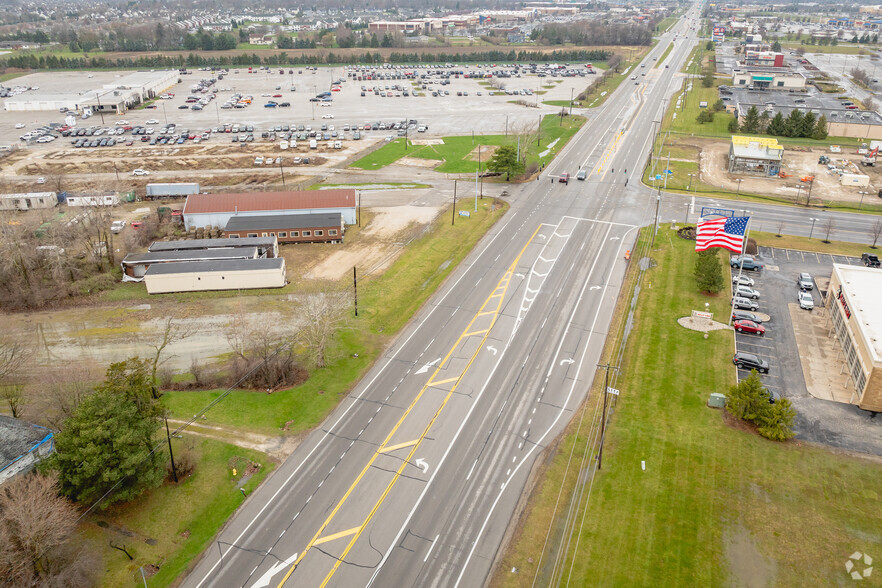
(183, 190), (355, 215)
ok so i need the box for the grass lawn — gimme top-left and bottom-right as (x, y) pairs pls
(584, 53), (648, 108)
(163, 198), (508, 434)
(0, 71), (27, 82)
(750, 229), (880, 257)
(782, 43), (870, 55)
(656, 16), (679, 33)
(494, 226), (882, 587)
(350, 114), (585, 173)
(84, 437), (273, 587)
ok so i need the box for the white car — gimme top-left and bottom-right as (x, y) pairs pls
(14, 123), (25, 129)
(146, 119), (159, 124)
(798, 291), (814, 310)
(732, 275), (755, 287)
(115, 120), (129, 125)
(321, 114), (334, 119)
(36, 177), (46, 184)
(110, 220), (126, 233)
(132, 168), (150, 176)
(36, 136), (55, 143)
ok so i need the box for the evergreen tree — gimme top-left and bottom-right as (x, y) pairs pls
(812, 114), (829, 140)
(741, 105), (761, 133)
(47, 359), (165, 506)
(799, 111), (817, 138)
(771, 40), (782, 52)
(767, 111), (786, 136)
(694, 249), (724, 293)
(696, 109), (715, 124)
(756, 397), (797, 441)
(487, 145), (525, 180)
(759, 111), (770, 133)
(784, 108), (804, 137)
(728, 116), (740, 133)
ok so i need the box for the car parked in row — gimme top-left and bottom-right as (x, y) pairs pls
(730, 255), (764, 271)
(797, 272), (814, 291)
(733, 352), (769, 374)
(734, 320), (765, 336)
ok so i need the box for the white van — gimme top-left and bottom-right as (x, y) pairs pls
(309, 139), (317, 149)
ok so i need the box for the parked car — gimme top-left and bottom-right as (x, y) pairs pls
(733, 351), (769, 374)
(734, 320), (765, 336)
(730, 255), (764, 271)
(798, 290), (814, 310)
(732, 296), (759, 311)
(110, 220), (126, 234)
(732, 310), (763, 324)
(735, 285), (760, 299)
(797, 272), (814, 291)
(732, 275), (755, 287)
(558, 172), (569, 184)
(577, 169), (587, 180)
(861, 252), (881, 268)
(132, 169), (150, 176)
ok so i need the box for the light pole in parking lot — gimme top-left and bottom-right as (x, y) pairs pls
(809, 217), (819, 240)
(684, 202), (690, 225)
(735, 178), (744, 196)
(859, 190), (869, 210)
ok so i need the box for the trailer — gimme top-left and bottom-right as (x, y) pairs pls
(145, 183), (200, 200)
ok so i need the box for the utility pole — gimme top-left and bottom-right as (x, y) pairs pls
(280, 162), (285, 186)
(537, 114), (541, 147)
(353, 266), (358, 317)
(650, 186), (661, 248)
(596, 363), (619, 471)
(165, 418), (178, 483)
(357, 191), (361, 227)
(452, 179), (457, 225)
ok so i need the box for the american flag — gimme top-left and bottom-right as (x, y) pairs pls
(695, 216), (749, 253)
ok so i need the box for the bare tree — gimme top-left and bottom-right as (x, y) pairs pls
(871, 219), (882, 249)
(776, 220), (786, 237)
(0, 472), (96, 587)
(0, 335), (33, 418)
(27, 362), (102, 430)
(821, 217), (837, 243)
(865, 97), (877, 113)
(224, 303), (301, 389)
(147, 315), (198, 393)
(294, 287), (350, 369)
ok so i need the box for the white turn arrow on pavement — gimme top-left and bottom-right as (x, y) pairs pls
(415, 458), (429, 474)
(487, 346), (498, 355)
(251, 552), (299, 588)
(559, 358), (574, 366)
(590, 286), (601, 291)
(415, 358), (441, 375)
(609, 236), (620, 240)
(515, 273), (525, 279)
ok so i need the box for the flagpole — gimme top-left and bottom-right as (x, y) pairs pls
(728, 216), (751, 327)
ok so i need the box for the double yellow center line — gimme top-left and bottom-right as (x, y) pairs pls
(277, 225), (543, 587)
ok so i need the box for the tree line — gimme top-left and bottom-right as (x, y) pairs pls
(530, 21), (655, 46)
(0, 48), (612, 70)
(733, 105), (829, 140)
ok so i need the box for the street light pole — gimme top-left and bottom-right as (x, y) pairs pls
(859, 190), (867, 210)
(736, 178), (743, 196)
(809, 217), (818, 240)
(687, 173), (694, 192)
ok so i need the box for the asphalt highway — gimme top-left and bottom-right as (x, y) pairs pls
(177, 10), (728, 588)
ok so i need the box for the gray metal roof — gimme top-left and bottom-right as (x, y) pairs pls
(224, 212), (342, 232)
(144, 257), (284, 276)
(148, 237), (276, 252)
(0, 415), (53, 472)
(122, 247), (258, 266)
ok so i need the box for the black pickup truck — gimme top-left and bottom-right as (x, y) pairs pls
(862, 253), (881, 267)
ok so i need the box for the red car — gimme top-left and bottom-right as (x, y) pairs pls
(558, 173), (569, 184)
(273, 94), (282, 98)
(734, 320), (765, 336)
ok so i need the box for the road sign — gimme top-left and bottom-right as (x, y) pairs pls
(700, 206), (734, 218)
(458, 210), (470, 217)
(655, 174), (662, 180)
(607, 387), (619, 396)
(665, 169), (673, 175)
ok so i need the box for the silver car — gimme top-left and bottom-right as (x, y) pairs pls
(732, 275), (755, 287)
(735, 285), (760, 300)
(732, 296), (759, 311)
(798, 291), (814, 310)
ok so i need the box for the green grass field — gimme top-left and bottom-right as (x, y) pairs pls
(84, 437), (273, 588)
(656, 16), (679, 34)
(163, 198), (507, 434)
(350, 114), (585, 173)
(782, 43), (870, 55)
(494, 227), (882, 587)
(655, 41), (675, 68)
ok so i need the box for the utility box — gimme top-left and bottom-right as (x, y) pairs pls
(708, 393), (727, 409)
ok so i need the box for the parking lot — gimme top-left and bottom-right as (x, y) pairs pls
(732, 246), (882, 456)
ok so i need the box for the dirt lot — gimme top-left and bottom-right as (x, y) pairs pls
(688, 137), (882, 205)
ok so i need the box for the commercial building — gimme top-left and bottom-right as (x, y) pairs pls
(182, 189), (356, 231)
(0, 416), (54, 486)
(0, 191), (58, 211)
(223, 212), (344, 244)
(732, 67), (806, 90)
(148, 236), (278, 258)
(743, 51), (785, 68)
(727, 136), (783, 175)
(144, 258), (287, 294)
(121, 246), (261, 282)
(4, 70), (177, 113)
(826, 264), (882, 412)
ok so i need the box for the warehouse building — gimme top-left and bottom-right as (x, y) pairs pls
(727, 136), (784, 175)
(182, 189), (356, 231)
(223, 212), (344, 244)
(121, 247), (261, 282)
(0, 191), (58, 211)
(4, 70), (177, 113)
(826, 264), (882, 412)
(144, 258), (287, 294)
(149, 236), (278, 258)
